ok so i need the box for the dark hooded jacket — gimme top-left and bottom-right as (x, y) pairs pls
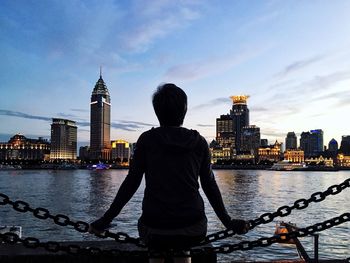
(92, 127), (231, 230)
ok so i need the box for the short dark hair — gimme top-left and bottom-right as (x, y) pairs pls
(152, 83), (187, 127)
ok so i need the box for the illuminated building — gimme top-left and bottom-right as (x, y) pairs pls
(285, 132), (297, 150)
(305, 155), (334, 167)
(216, 114), (234, 150)
(50, 118), (77, 160)
(0, 134), (50, 161)
(258, 141), (282, 163)
(300, 129), (324, 157)
(111, 140), (130, 165)
(90, 71), (111, 160)
(337, 153), (350, 167)
(241, 125), (260, 155)
(210, 147), (231, 164)
(230, 95), (249, 153)
(284, 149), (304, 163)
(339, 135), (350, 155)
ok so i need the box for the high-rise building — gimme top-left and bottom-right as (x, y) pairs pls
(328, 138), (338, 154)
(241, 125), (260, 155)
(285, 132), (297, 150)
(90, 72), (111, 160)
(339, 135), (350, 155)
(50, 118), (77, 160)
(260, 139), (268, 147)
(230, 95), (249, 153)
(300, 129), (324, 157)
(216, 114), (234, 148)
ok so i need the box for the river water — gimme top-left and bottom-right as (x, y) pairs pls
(0, 169), (349, 262)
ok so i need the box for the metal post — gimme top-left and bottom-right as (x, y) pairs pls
(314, 234), (319, 263)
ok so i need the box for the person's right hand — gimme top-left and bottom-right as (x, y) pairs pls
(227, 219), (250, 234)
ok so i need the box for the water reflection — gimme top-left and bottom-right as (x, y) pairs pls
(0, 169), (349, 261)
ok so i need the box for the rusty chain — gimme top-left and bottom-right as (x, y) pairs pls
(1, 212), (349, 257)
(0, 177), (349, 248)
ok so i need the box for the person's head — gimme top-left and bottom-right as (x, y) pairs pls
(152, 83), (187, 127)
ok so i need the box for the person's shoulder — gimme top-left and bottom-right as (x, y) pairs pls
(137, 127), (157, 142)
(181, 127), (208, 146)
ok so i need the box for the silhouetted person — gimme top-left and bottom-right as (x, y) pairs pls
(89, 83), (249, 263)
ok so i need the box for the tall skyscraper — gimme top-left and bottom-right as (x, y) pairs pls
(285, 132), (297, 150)
(241, 125), (260, 155)
(328, 138), (338, 153)
(90, 71), (111, 160)
(300, 129), (324, 157)
(339, 135), (350, 155)
(230, 95), (249, 153)
(50, 118), (77, 159)
(216, 114), (234, 148)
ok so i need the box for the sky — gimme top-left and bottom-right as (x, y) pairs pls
(1, 0), (350, 148)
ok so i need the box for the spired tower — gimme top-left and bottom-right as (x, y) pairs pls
(230, 95), (249, 153)
(90, 70), (111, 160)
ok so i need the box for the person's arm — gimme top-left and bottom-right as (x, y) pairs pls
(199, 141), (248, 234)
(90, 137), (146, 232)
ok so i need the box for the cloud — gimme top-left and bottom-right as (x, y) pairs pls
(0, 109), (155, 132)
(120, 1), (202, 53)
(191, 97), (231, 111)
(70, 108), (89, 112)
(197, 124), (214, 127)
(164, 47), (268, 81)
(0, 110), (51, 122)
(274, 55), (325, 79)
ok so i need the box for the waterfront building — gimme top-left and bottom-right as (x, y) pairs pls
(111, 139), (131, 165)
(300, 129), (324, 157)
(337, 153), (350, 167)
(339, 135), (350, 155)
(210, 147), (232, 164)
(216, 114), (234, 150)
(0, 134), (50, 161)
(230, 95), (249, 153)
(284, 149), (304, 163)
(285, 132), (297, 150)
(90, 71), (111, 160)
(241, 125), (260, 155)
(328, 138), (338, 156)
(304, 155), (334, 167)
(50, 118), (77, 160)
(258, 141), (282, 163)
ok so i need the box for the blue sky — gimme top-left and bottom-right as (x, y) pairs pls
(1, 0), (350, 147)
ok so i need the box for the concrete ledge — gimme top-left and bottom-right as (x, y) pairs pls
(0, 240), (216, 263)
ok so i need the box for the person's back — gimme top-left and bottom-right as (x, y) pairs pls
(89, 83), (249, 263)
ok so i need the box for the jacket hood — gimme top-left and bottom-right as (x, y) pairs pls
(150, 126), (202, 153)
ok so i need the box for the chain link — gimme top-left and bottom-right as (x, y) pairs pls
(1, 177), (349, 249)
(1, 212), (349, 257)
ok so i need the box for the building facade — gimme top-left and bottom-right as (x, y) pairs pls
(90, 72), (111, 160)
(50, 118), (77, 160)
(216, 114), (234, 149)
(241, 125), (260, 155)
(285, 132), (297, 150)
(284, 149), (304, 163)
(111, 140), (131, 165)
(0, 134), (50, 161)
(300, 129), (324, 157)
(339, 135), (350, 155)
(258, 141), (282, 163)
(230, 95), (249, 153)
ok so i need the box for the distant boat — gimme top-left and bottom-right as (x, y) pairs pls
(87, 162), (110, 170)
(270, 160), (307, 171)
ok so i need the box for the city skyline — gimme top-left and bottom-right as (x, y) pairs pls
(1, 1), (350, 146)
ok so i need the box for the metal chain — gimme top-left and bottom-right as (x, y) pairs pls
(1, 177), (349, 247)
(1, 212), (349, 257)
(200, 177), (350, 245)
(0, 192), (145, 247)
